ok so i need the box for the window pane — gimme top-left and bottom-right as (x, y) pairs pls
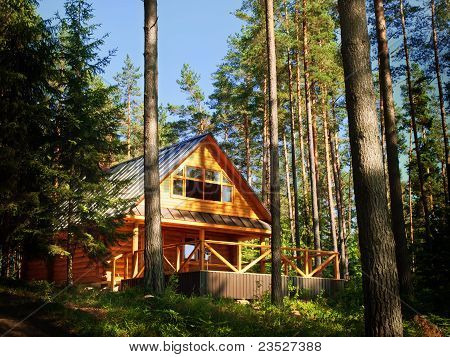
(173, 179), (183, 196)
(184, 244), (197, 260)
(205, 169), (220, 182)
(204, 182), (221, 201)
(186, 179), (203, 199)
(174, 166), (184, 177)
(186, 166), (203, 179)
(222, 185), (232, 202)
(222, 175), (231, 185)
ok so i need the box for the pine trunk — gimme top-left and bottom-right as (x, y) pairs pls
(244, 114), (252, 186)
(303, 0), (320, 251)
(295, 5), (310, 245)
(430, 0), (449, 202)
(285, 13), (301, 249)
(399, 0), (432, 241)
(321, 89), (338, 254)
(283, 132), (295, 245)
(374, 0), (412, 300)
(143, 0), (164, 295)
(338, 0), (403, 336)
(330, 102), (348, 278)
(262, 76), (271, 207)
(265, 0), (282, 306)
(127, 93), (131, 159)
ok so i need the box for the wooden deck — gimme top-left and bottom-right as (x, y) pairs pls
(120, 271), (345, 299)
(109, 238), (341, 291)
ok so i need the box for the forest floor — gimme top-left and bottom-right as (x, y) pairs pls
(0, 279), (446, 337)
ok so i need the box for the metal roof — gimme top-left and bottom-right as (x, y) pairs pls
(133, 207), (271, 231)
(107, 133), (210, 203)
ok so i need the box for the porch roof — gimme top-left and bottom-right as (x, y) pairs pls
(129, 207), (271, 235)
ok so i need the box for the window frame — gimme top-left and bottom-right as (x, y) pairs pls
(170, 165), (234, 204)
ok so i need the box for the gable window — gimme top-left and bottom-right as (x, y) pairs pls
(172, 165), (233, 203)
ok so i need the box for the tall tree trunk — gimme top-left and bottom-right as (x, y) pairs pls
(408, 123), (415, 272)
(330, 102), (349, 278)
(338, 0), (403, 336)
(127, 93), (132, 159)
(284, 2), (301, 250)
(244, 113), (252, 186)
(430, 0), (449, 202)
(321, 89), (338, 255)
(374, 0), (412, 300)
(377, 57), (389, 199)
(262, 76), (271, 207)
(399, 0), (432, 241)
(265, 0), (282, 306)
(303, 0), (320, 252)
(295, 4), (310, 245)
(283, 132), (295, 245)
(144, 0), (164, 295)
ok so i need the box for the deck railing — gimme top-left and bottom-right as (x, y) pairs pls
(109, 239), (340, 290)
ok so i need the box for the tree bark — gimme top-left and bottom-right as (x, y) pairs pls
(321, 89), (338, 255)
(295, 4), (311, 246)
(264, 0), (282, 306)
(330, 101), (348, 279)
(127, 92), (132, 159)
(283, 132), (295, 245)
(262, 76), (271, 207)
(374, 0), (412, 300)
(143, 0), (164, 295)
(303, 0), (320, 252)
(244, 113), (252, 186)
(338, 0), (403, 336)
(430, 0), (449, 202)
(284, 2), (301, 250)
(399, 0), (432, 241)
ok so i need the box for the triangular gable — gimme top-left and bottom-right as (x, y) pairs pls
(158, 134), (271, 223)
(110, 133), (271, 223)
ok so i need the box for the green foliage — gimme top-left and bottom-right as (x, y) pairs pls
(167, 64), (212, 137)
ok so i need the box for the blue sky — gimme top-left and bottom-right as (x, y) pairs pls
(37, 0), (243, 106)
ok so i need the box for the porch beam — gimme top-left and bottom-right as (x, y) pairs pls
(132, 222), (139, 277)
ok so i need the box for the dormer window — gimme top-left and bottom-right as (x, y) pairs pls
(172, 166), (233, 203)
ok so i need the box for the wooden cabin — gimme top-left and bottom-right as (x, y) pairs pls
(23, 133), (343, 298)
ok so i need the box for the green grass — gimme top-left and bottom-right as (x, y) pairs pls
(0, 279), (446, 336)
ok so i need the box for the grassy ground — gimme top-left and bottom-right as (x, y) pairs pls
(0, 279), (446, 337)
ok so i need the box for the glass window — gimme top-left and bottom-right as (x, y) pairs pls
(222, 185), (232, 202)
(204, 182), (221, 201)
(222, 174), (231, 185)
(205, 169), (220, 183)
(173, 179), (183, 196)
(174, 166), (184, 177)
(186, 179), (203, 199)
(186, 166), (203, 179)
(184, 244), (197, 260)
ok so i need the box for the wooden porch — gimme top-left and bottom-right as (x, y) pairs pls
(108, 229), (342, 296)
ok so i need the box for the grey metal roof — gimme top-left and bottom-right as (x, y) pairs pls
(107, 133), (210, 203)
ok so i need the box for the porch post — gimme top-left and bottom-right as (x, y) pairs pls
(237, 242), (242, 271)
(304, 249), (309, 276)
(132, 222), (139, 277)
(259, 236), (266, 273)
(199, 229), (205, 271)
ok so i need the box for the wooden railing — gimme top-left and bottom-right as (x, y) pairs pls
(108, 239), (340, 290)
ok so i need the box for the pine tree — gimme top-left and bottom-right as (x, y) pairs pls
(337, 0), (403, 336)
(114, 55), (142, 159)
(143, 0), (164, 295)
(168, 64), (211, 137)
(54, 0), (130, 285)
